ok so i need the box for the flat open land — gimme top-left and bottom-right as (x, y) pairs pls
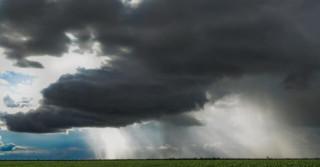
(0, 160), (319, 167)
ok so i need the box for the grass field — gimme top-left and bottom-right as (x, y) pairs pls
(0, 160), (319, 167)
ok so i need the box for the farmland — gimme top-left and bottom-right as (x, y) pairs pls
(0, 159), (319, 167)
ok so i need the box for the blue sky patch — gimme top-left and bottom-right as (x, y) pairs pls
(0, 129), (94, 160)
(0, 71), (36, 86)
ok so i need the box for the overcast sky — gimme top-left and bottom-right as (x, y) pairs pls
(0, 0), (320, 159)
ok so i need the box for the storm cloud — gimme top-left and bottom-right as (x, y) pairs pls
(4, 66), (208, 133)
(0, 0), (124, 67)
(1, 0), (320, 133)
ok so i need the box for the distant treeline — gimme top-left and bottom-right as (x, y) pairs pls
(0, 158), (320, 161)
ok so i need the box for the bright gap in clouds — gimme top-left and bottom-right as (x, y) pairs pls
(121, 0), (144, 8)
(0, 37), (109, 113)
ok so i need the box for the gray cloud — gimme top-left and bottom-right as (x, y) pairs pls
(1, 0), (319, 74)
(3, 95), (32, 108)
(0, 136), (27, 152)
(159, 114), (203, 127)
(3, 96), (19, 108)
(14, 58), (44, 69)
(1, 0), (320, 133)
(4, 66), (208, 133)
(206, 74), (320, 127)
(0, 0), (123, 67)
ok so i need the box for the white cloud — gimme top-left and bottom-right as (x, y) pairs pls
(121, 0), (144, 8)
(0, 79), (9, 85)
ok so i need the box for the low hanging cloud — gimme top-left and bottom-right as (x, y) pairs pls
(0, 136), (27, 153)
(0, 143), (25, 152)
(1, 0), (320, 133)
(3, 66), (208, 133)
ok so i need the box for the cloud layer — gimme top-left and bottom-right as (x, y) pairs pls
(1, 0), (320, 133)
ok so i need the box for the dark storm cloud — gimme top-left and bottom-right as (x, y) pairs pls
(0, 0), (124, 67)
(4, 105), (116, 133)
(4, 66), (207, 133)
(1, 0), (318, 73)
(1, 0), (320, 132)
(93, 0), (320, 81)
(160, 114), (203, 127)
(207, 75), (320, 127)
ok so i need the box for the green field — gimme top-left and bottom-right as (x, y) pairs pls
(0, 160), (319, 167)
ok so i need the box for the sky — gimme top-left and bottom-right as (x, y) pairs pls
(0, 0), (320, 159)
